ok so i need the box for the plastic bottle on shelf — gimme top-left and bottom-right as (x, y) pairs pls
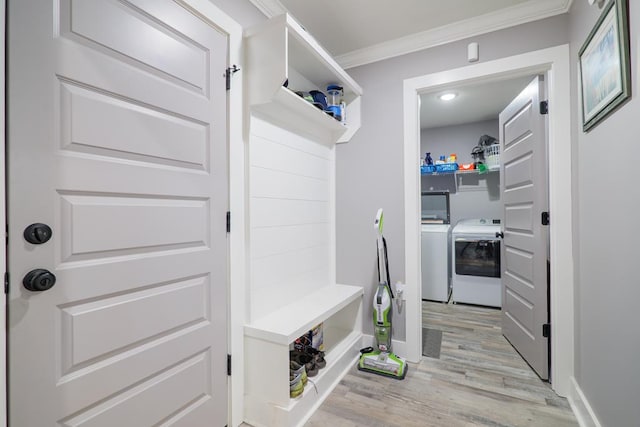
(326, 84), (344, 122)
(425, 152), (433, 165)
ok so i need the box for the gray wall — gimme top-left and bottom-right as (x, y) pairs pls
(421, 120), (502, 226)
(337, 15), (569, 340)
(569, 2), (640, 426)
(420, 119), (498, 166)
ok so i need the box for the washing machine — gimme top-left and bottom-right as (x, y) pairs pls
(451, 219), (502, 307)
(421, 224), (451, 302)
(420, 192), (451, 302)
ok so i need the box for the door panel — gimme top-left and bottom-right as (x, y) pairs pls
(59, 351), (212, 427)
(61, 83), (209, 169)
(8, 0), (228, 425)
(60, 194), (209, 258)
(504, 203), (534, 230)
(60, 276), (209, 371)
(66, 0), (209, 91)
(499, 76), (549, 380)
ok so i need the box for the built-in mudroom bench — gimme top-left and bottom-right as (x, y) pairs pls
(242, 14), (364, 427)
(244, 285), (362, 426)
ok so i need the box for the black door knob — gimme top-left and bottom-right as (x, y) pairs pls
(496, 231), (504, 238)
(23, 269), (56, 292)
(24, 223), (53, 244)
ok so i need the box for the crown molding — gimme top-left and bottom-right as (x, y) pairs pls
(248, 0), (286, 17)
(336, 0), (573, 69)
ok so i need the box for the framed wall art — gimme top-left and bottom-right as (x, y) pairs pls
(579, 0), (630, 132)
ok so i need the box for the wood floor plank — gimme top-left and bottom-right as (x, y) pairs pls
(305, 301), (578, 427)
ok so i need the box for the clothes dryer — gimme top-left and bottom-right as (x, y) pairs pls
(451, 219), (502, 307)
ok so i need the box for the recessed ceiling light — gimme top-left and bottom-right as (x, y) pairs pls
(439, 93), (457, 101)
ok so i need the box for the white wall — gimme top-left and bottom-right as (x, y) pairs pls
(337, 15), (569, 341)
(248, 117), (334, 321)
(568, 1), (640, 425)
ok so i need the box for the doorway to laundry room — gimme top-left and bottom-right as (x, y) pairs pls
(419, 73), (552, 379)
(402, 45), (575, 396)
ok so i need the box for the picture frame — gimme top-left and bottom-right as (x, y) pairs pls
(578, 0), (630, 132)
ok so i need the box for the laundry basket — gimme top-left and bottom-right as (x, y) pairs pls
(484, 144), (500, 170)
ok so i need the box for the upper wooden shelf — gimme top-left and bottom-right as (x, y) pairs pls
(245, 14), (362, 143)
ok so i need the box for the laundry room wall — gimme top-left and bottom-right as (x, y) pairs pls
(568, 1), (640, 426)
(420, 119), (502, 226)
(420, 119), (498, 166)
(336, 15), (569, 341)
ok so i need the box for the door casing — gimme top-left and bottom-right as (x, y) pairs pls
(402, 45), (574, 396)
(0, 2), (6, 426)
(175, 3), (246, 424)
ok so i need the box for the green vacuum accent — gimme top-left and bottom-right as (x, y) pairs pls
(357, 209), (408, 380)
(358, 350), (407, 379)
(376, 210), (384, 235)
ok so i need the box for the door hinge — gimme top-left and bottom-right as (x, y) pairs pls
(541, 211), (550, 226)
(227, 354), (232, 376)
(4, 272), (9, 294)
(224, 65), (240, 91)
(540, 100), (549, 115)
(226, 211), (231, 233)
(542, 323), (551, 338)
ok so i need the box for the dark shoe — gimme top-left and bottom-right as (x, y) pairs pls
(304, 347), (326, 369)
(290, 350), (318, 377)
(315, 352), (326, 369)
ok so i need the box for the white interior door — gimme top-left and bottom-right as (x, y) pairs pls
(499, 76), (549, 380)
(7, 1), (229, 425)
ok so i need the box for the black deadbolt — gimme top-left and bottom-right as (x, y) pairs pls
(23, 269), (56, 292)
(24, 223), (53, 244)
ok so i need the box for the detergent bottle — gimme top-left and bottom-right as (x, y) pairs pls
(425, 152), (433, 165)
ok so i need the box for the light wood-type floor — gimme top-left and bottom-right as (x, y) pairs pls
(304, 301), (578, 427)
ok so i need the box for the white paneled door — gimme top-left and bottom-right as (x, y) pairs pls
(499, 76), (549, 380)
(8, 1), (229, 425)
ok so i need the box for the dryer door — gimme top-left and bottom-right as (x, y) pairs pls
(454, 238), (501, 277)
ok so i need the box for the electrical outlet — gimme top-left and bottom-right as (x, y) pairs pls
(395, 282), (405, 299)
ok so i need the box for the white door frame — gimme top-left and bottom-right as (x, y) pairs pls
(2, 1), (246, 426)
(403, 45), (574, 396)
(1, 2), (6, 426)
(177, 2), (246, 425)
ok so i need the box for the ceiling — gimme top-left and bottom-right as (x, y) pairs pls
(420, 75), (535, 129)
(249, 0), (573, 68)
(247, 0), (571, 129)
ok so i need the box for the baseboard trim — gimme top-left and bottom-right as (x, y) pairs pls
(567, 377), (602, 427)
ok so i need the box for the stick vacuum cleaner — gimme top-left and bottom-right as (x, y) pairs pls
(357, 209), (408, 379)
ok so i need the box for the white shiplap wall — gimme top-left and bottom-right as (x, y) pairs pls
(249, 116), (334, 321)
